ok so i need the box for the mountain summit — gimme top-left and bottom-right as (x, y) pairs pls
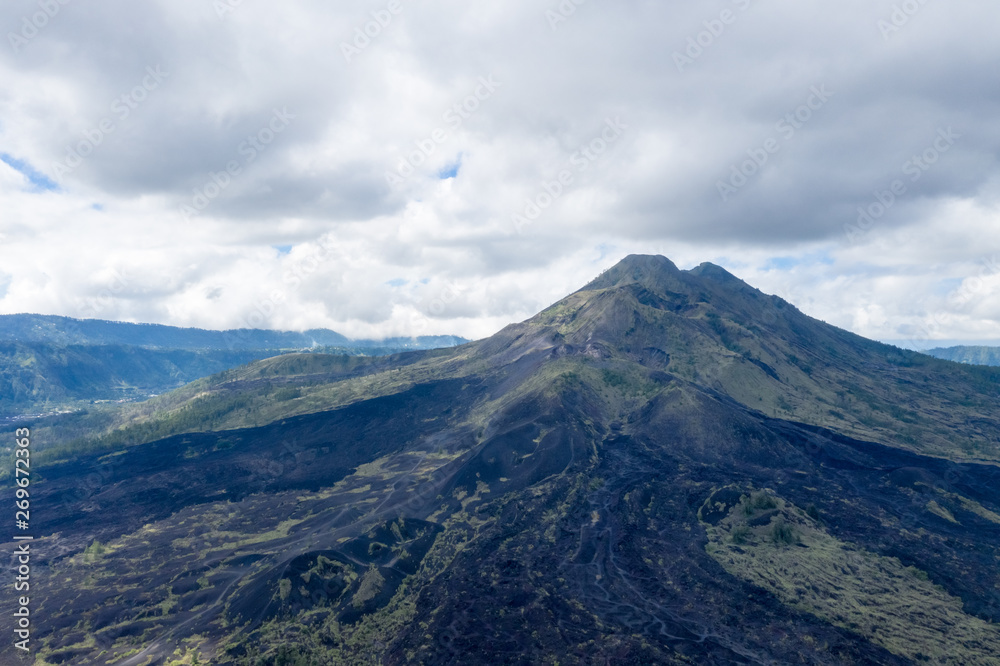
(16, 255), (1000, 665)
(483, 254), (994, 462)
(579, 253), (684, 290)
(580, 253), (743, 292)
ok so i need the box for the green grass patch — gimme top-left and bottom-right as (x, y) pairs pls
(702, 491), (1000, 665)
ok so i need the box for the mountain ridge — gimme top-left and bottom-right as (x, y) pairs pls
(0, 313), (467, 350)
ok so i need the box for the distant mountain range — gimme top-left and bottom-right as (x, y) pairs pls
(10, 255), (1000, 665)
(0, 313), (465, 350)
(0, 314), (467, 415)
(923, 345), (1000, 366)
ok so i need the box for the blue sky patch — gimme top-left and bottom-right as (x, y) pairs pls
(764, 250), (835, 272)
(439, 155), (462, 179)
(934, 277), (964, 295)
(765, 256), (801, 271)
(0, 153), (59, 192)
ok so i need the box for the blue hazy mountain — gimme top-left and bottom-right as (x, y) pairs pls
(0, 314), (467, 415)
(923, 345), (1000, 366)
(0, 313), (466, 350)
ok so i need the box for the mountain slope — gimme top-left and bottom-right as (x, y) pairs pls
(7, 255), (1000, 665)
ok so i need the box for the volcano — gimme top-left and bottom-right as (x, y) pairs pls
(12, 255), (1000, 665)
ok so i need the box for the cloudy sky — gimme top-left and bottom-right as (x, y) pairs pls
(1, 0), (998, 347)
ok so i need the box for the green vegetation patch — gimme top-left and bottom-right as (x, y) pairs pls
(701, 488), (1000, 665)
(352, 565), (386, 608)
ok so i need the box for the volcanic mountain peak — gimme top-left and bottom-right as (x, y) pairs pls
(498, 252), (999, 464)
(686, 260), (744, 284)
(579, 253), (682, 292)
(530, 253), (770, 348)
(580, 254), (746, 295)
(19, 252), (1000, 665)
(571, 254), (777, 332)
